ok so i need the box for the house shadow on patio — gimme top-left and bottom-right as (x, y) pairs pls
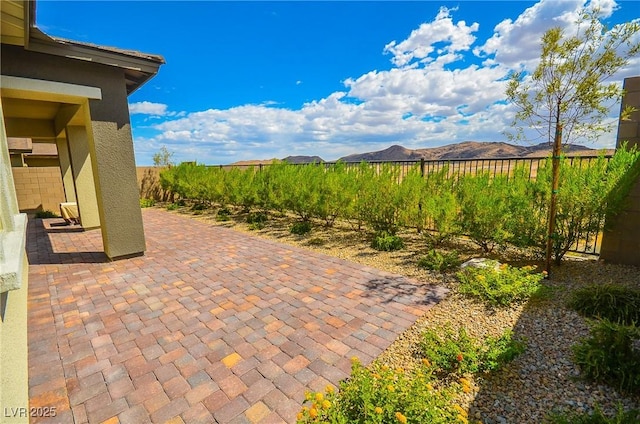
(26, 217), (108, 265)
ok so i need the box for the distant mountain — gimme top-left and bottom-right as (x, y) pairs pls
(338, 141), (611, 162)
(282, 155), (324, 164)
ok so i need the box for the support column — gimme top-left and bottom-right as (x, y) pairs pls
(600, 76), (640, 265)
(56, 136), (77, 203)
(67, 125), (100, 229)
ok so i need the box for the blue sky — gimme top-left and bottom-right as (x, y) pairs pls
(37, 1), (640, 165)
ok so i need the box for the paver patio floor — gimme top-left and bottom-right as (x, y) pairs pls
(27, 208), (447, 424)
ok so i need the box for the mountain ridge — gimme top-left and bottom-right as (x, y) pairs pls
(229, 141), (613, 165)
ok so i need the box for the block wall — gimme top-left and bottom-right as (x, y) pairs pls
(11, 166), (66, 214)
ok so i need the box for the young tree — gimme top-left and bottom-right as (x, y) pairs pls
(505, 8), (640, 274)
(152, 145), (175, 167)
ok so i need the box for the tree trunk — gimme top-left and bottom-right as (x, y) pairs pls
(545, 106), (563, 276)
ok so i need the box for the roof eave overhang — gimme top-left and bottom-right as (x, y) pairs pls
(22, 1), (164, 95)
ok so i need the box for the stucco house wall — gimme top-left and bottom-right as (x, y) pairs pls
(600, 76), (640, 265)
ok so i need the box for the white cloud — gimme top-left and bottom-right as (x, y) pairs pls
(129, 101), (169, 116)
(383, 6), (479, 68)
(134, 0), (631, 165)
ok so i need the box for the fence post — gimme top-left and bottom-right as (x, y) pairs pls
(420, 158), (425, 178)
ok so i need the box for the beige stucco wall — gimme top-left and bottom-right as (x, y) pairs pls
(11, 166), (65, 213)
(0, 91), (29, 424)
(66, 125), (100, 229)
(600, 76), (640, 265)
(2, 44), (146, 259)
(0, 255), (29, 424)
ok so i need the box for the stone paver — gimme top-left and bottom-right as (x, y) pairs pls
(27, 209), (447, 423)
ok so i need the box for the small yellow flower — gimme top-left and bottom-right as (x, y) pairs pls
(457, 414), (469, 423)
(477, 275), (486, 282)
(296, 411), (304, 420)
(351, 356), (359, 363)
(395, 412), (408, 424)
(375, 407), (383, 414)
(396, 367), (404, 374)
(382, 365), (389, 371)
(459, 377), (469, 386)
(426, 383), (434, 391)
(453, 405), (468, 417)
(387, 384), (395, 392)
(421, 358), (431, 367)
(315, 393), (324, 402)
(373, 373), (382, 380)
(325, 385), (335, 394)
(305, 391), (312, 401)
(462, 384), (471, 394)
(322, 400), (331, 409)
(309, 407), (318, 418)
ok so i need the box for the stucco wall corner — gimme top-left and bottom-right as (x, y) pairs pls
(0, 213), (28, 293)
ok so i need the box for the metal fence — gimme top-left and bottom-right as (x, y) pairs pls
(211, 155), (609, 181)
(208, 155), (613, 256)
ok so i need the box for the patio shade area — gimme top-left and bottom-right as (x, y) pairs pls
(27, 208), (447, 423)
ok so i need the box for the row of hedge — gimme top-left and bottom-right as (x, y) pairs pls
(159, 144), (640, 263)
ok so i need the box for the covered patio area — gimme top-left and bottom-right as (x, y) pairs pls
(27, 209), (447, 423)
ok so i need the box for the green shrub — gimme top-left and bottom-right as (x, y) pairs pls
(139, 198), (155, 208)
(246, 212), (268, 224)
(456, 262), (545, 307)
(166, 203), (179, 211)
(572, 319), (640, 394)
(297, 358), (463, 424)
(456, 173), (515, 252)
(418, 249), (461, 272)
(420, 325), (525, 376)
(371, 231), (404, 252)
(545, 404), (640, 424)
(291, 221), (312, 235)
(568, 284), (640, 325)
(191, 202), (208, 211)
(35, 210), (59, 218)
(248, 222), (265, 230)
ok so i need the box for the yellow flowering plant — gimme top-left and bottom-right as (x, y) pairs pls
(456, 261), (546, 307)
(297, 357), (464, 423)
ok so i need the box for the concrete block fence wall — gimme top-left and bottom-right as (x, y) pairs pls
(11, 166), (66, 214)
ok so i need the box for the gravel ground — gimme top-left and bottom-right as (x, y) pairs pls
(166, 205), (640, 423)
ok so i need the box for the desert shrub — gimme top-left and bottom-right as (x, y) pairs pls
(418, 249), (461, 272)
(572, 319), (640, 394)
(456, 173), (515, 252)
(568, 284), (640, 325)
(312, 162), (356, 227)
(456, 262), (545, 307)
(420, 325), (525, 376)
(35, 210), (59, 218)
(216, 207), (231, 221)
(352, 163), (404, 234)
(534, 145), (640, 263)
(291, 221), (312, 235)
(297, 358), (463, 424)
(545, 404), (640, 424)
(139, 198), (155, 208)
(191, 202), (208, 211)
(371, 231), (404, 251)
(246, 212), (268, 224)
